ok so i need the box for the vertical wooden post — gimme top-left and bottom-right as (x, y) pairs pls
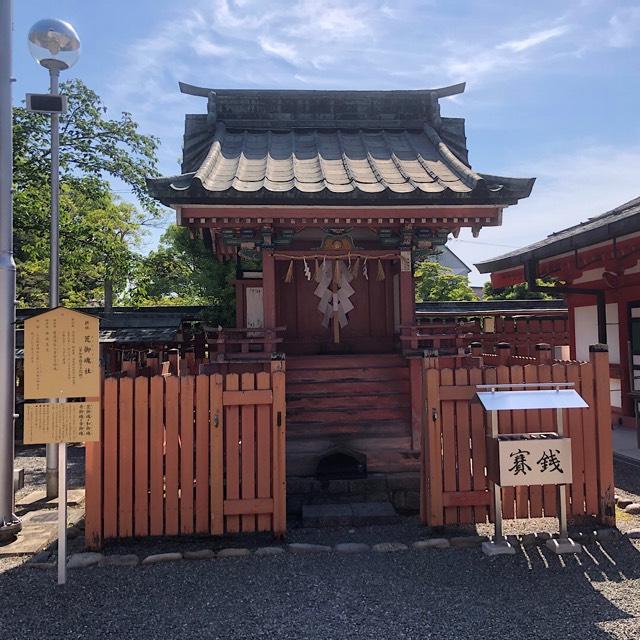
(469, 341), (483, 367)
(168, 348), (180, 376)
(84, 396), (103, 549)
(422, 363), (443, 526)
(262, 250), (276, 353)
(535, 343), (552, 364)
(496, 342), (511, 366)
(590, 344), (615, 527)
(409, 357), (422, 451)
(271, 359), (287, 535)
(399, 251), (416, 349)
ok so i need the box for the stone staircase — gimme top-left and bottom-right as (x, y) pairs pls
(285, 354), (420, 520)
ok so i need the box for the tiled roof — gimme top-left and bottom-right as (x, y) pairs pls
(147, 84), (534, 206)
(191, 123), (480, 195)
(476, 196), (640, 273)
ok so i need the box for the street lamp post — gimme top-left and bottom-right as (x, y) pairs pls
(27, 19), (81, 499)
(0, 0), (21, 542)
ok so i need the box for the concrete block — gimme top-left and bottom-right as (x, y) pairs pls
(13, 468), (24, 493)
(288, 543), (331, 554)
(68, 552), (104, 569)
(217, 548), (251, 558)
(335, 542), (370, 553)
(482, 541), (516, 556)
(183, 549), (216, 560)
(142, 552), (183, 565)
(545, 538), (582, 555)
(372, 542), (408, 553)
(254, 546), (286, 556)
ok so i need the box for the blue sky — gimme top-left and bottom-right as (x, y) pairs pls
(11, 0), (640, 284)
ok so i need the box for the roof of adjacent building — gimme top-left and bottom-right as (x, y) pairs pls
(14, 307), (206, 354)
(476, 195), (640, 273)
(147, 83), (534, 207)
(416, 299), (567, 317)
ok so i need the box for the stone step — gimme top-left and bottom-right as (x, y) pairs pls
(287, 393), (408, 410)
(287, 406), (410, 424)
(288, 419), (410, 439)
(302, 501), (400, 528)
(286, 379), (410, 396)
(286, 366), (409, 383)
(287, 354), (406, 370)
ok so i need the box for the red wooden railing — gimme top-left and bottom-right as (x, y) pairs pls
(420, 345), (614, 527)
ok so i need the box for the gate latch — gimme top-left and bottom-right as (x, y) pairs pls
(277, 411), (283, 428)
(213, 414), (219, 428)
(432, 408), (439, 422)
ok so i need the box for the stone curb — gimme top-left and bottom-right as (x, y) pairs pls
(58, 528), (624, 568)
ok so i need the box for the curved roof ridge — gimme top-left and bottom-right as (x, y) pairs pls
(178, 81), (466, 98)
(423, 123), (482, 190)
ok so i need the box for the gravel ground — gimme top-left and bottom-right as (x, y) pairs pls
(1, 450), (639, 639)
(1, 537), (640, 639)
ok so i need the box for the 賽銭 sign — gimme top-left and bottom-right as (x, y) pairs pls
(496, 436), (572, 487)
(24, 307), (99, 399)
(24, 401), (100, 444)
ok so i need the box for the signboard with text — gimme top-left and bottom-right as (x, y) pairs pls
(24, 307), (99, 399)
(24, 401), (100, 444)
(496, 436), (572, 487)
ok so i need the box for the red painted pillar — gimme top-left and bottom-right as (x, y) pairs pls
(262, 249), (276, 353)
(399, 251), (416, 349)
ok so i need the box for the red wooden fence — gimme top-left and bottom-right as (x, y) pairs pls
(85, 362), (286, 548)
(421, 345), (614, 527)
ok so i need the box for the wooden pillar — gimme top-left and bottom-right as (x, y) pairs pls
(399, 250), (416, 349)
(262, 250), (276, 353)
(535, 342), (552, 364)
(590, 344), (615, 526)
(496, 342), (511, 366)
(409, 357), (422, 451)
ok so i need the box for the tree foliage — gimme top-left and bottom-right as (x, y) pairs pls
(13, 80), (159, 307)
(482, 279), (561, 300)
(414, 261), (476, 302)
(129, 225), (235, 326)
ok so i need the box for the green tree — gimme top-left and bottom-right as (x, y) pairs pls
(414, 261), (476, 301)
(129, 225), (235, 326)
(482, 279), (561, 300)
(13, 80), (159, 307)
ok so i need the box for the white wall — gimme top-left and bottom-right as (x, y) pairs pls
(573, 303), (620, 364)
(574, 305), (598, 361)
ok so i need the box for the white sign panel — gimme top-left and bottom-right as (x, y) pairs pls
(497, 436), (572, 487)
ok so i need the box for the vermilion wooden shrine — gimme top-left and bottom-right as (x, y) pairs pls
(147, 82), (534, 486)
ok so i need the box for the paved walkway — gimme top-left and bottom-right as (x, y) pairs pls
(613, 427), (640, 466)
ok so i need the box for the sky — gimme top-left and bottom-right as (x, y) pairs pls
(11, 0), (640, 285)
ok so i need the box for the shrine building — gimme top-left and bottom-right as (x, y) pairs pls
(477, 195), (640, 430)
(147, 82), (534, 501)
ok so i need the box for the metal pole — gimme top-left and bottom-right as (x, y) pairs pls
(0, 0), (21, 540)
(45, 67), (60, 499)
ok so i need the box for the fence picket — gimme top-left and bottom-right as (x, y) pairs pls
(118, 377), (134, 537)
(103, 378), (118, 539)
(179, 376), (194, 535)
(165, 376), (180, 535)
(496, 365), (515, 519)
(523, 365), (543, 517)
(454, 368), (473, 523)
(225, 373), (241, 533)
(149, 376), (165, 536)
(134, 376), (149, 537)
(468, 367), (487, 523)
(440, 368), (457, 525)
(195, 375), (210, 534)
(241, 373), (257, 533)
(256, 371), (272, 531)
(210, 374), (224, 535)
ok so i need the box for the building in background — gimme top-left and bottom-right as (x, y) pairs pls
(477, 196), (640, 426)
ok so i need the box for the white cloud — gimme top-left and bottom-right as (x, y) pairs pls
(191, 36), (234, 58)
(432, 22), (571, 85)
(498, 25), (570, 53)
(258, 36), (302, 66)
(606, 7), (640, 48)
(452, 144), (640, 284)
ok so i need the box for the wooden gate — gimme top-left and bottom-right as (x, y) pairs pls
(421, 346), (615, 528)
(85, 363), (286, 548)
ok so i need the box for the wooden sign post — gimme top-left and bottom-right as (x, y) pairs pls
(23, 308), (100, 585)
